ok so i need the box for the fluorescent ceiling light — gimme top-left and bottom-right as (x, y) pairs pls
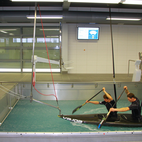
(0, 68), (60, 72)
(0, 68), (21, 72)
(68, 0), (120, 3)
(0, 29), (17, 31)
(106, 18), (141, 21)
(11, 0), (64, 2)
(46, 36), (59, 37)
(27, 16), (63, 19)
(9, 33), (14, 35)
(122, 0), (142, 5)
(23, 68), (60, 72)
(0, 29), (17, 34)
(40, 29), (59, 31)
(0, 30), (7, 34)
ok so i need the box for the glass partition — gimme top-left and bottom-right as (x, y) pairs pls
(23, 62), (60, 69)
(0, 26), (61, 72)
(0, 62), (20, 68)
(23, 49), (60, 60)
(0, 83), (19, 124)
(0, 49), (20, 60)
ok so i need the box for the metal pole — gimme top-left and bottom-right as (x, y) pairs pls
(109, 7), (117, 102)
(59, 22), (62, 71)
(30, 2), (37, 102)
(20, 27), (23, 72)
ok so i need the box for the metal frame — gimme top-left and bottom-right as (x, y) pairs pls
(0, 26), (61, 73)
(0, 131), (142, 142)
(128, 59), (136, 75)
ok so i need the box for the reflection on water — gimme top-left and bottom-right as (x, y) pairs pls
(83, 108), (104, 114)
(71, 122), (98, 131)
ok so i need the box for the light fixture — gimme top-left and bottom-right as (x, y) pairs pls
(10, 0), (142, 5)
(40, 29), (60, 31)
(27, 15), (63, 19)
(0, 30), (7, 34)
(0, 29), (17, 34)
(23, 68), (60, 72)
(68, 0), (120, 4)
(0, 29), (17, 31)
(0, 68), (21, 72)
(121, 0), (142, 5)
(0, 68), (60, 72)
(11, 0), (64, 2)
(46, 36), (59, 37)
(106, 18), (141, 21)
(9, 33), (14, 35)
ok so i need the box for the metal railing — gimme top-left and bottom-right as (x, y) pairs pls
(128, 59), (136, 75)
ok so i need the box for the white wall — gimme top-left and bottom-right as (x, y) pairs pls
(65, 24), (142, 74)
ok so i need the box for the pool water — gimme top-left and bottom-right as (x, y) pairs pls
(0, 100), (142, 132)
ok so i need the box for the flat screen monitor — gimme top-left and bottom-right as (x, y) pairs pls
(77, 27), (99, 40)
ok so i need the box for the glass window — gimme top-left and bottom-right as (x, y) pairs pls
(0, 28), (21, 47)
(0, 62), (20, 68)
(0, 37), (21, 47)
(0, 26), (61, 72)
(23, 27), (60, 36)
(23, 49), (60, 60)
(23, 62), (60, 69)
(0, 49), (20, 60)
(36, 37), (59, 43)
(0, 28), (20, 36)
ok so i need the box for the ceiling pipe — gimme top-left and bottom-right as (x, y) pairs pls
(0, 11), (142, 24)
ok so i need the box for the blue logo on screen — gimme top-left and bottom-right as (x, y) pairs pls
(88, 30), (98, 39)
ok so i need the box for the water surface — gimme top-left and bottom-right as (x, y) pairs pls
(0, 100), (141, 132)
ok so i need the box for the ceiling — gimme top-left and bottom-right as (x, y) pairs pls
(1, 0), (142, 25)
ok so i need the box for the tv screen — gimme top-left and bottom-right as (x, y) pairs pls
(77, 27), (99, 40)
